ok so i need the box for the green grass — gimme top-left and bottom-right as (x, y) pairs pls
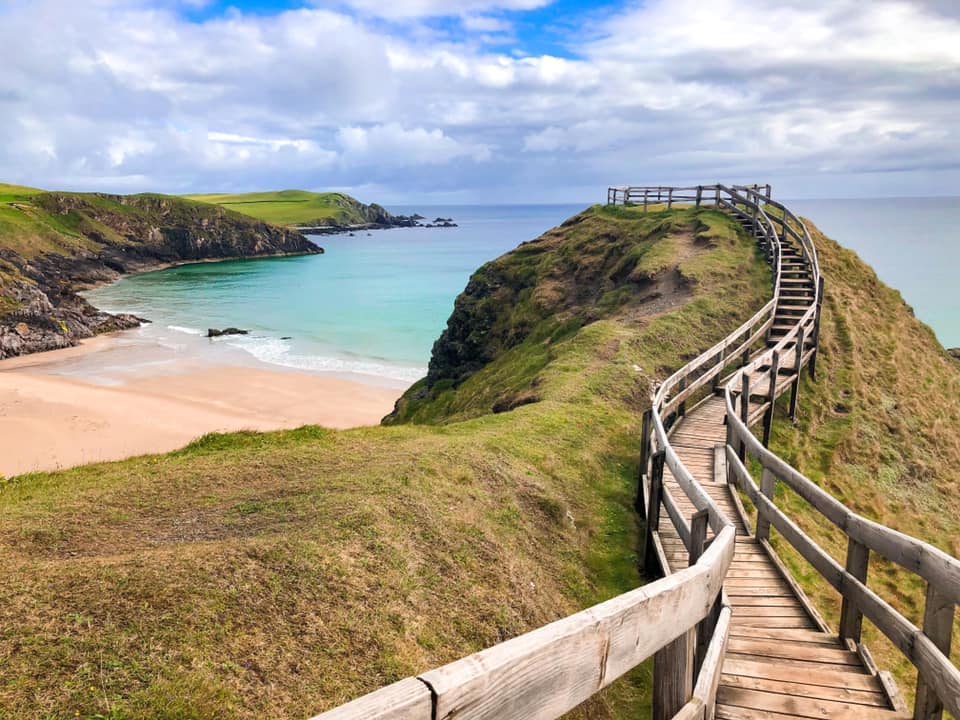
(0, 205), (772, 719)
(184, 190), (362, 226)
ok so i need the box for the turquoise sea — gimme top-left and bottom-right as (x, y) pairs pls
(82, 205), (585, 384)
(80, 198), (960, 386)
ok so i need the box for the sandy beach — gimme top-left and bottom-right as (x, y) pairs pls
(0, 335), (405, 477)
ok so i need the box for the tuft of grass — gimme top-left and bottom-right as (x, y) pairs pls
(0, 206), (772, 719)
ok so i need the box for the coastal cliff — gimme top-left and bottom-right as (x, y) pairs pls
(0, 185), (321, 358)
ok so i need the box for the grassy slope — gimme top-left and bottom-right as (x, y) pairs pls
(183, 190), (362, 226)
(0, 187), (242, 260)
(750, 222), (960, 703)
(0, 205), (771, 720)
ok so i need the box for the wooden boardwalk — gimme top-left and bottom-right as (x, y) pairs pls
(655, 213), (908, 720)
(658, 397), (907, 720)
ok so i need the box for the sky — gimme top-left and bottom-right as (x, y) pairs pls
(1, 0), (959, 203)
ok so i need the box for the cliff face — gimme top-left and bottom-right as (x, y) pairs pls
(0, 190), (321, 359)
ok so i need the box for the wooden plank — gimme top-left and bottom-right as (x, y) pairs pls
(728, 638), (862, 666)
(719, 674), (889, 707)
(727, 627), (841, 647)
(308, 677), (432, 720)
(723, 657), (880, 691)
(730, 617), (817, 629)
(717, 688), (907, 720)
(725, 652), (869, 675)
(716, 706), (908, 720)
(725, 568), (788, 579)
(728, 596), (808, 608)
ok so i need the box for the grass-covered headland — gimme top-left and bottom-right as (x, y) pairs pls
(0, 205), (772, 719)
(0, 183), (319, 358)
(183, 189), (400, 228)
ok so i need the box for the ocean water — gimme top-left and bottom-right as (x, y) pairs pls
(788, 197), (960, 348)
(79, 198), (960, 386)
(82, 204), (586, 384)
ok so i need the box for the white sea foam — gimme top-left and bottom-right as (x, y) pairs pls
(227, 335), (425, 383)
(167, 325), (204, 336)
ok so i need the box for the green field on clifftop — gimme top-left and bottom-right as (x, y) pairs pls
(0, 205), (773, 719)
(183, 189), (370, 226)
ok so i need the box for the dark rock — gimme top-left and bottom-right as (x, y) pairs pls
(949, 348), (960, 361)
(280, 336), (292, 340)
(207, 328), (249, 338)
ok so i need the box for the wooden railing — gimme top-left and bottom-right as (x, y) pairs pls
(310, 185), (958, 720)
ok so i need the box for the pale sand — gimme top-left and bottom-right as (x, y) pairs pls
(0, 340), (403, 477)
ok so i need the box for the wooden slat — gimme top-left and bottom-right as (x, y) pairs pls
(717, 686), (897, 720)
(720, 675), (889, 708)
(723, 657), (881, 691)
(728, 638), (862, 666)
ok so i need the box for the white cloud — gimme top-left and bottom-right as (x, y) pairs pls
(0, 0), (959, 200)
(461, 15), (513, 33)
(337, 124), (491, 165)
(318, 0), (550, 20)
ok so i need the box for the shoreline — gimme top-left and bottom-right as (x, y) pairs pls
(0, 336), (405, 477)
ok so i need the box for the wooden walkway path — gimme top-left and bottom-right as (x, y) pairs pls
(658, 397), (906, 720)
(655, 213), (907, 720)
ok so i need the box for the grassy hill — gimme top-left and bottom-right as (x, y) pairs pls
(183, 190), (393, 227)
(0, 205), (772, 719)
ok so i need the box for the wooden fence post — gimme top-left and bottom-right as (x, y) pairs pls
(712, 348), (726, 393)
(724, 417), (735, 486)
(789, 327), (805, 420)
(644, 451), (666, 576)
(809, 277), (825, 380)
(696, 186), (703, 208)
(738, 374), (750, 461)
(913, 583), (955, 720)
(654, 630), (694, 720)
(643, 189), (649, 213)
(762, 351), (780, 447)
(839, 538), (870, 644)
(637, 408), (653, 515)
(755, 468), (775, 541)
(689, 509), (715, 677)
(667, 188), (674, 210)
(678, 377), (687, 418)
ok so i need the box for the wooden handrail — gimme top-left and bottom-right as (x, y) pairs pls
(311, 527), (736, 720)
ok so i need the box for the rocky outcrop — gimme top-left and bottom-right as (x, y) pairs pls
(0, 192), (323, 360)
(949, 348), (960, 362)
(207, 327), (249, 337)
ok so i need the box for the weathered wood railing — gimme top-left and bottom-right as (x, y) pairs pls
(312, 528), (736, 720)
(311, 184), (958, 720)
(724, 382), (960, 720)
